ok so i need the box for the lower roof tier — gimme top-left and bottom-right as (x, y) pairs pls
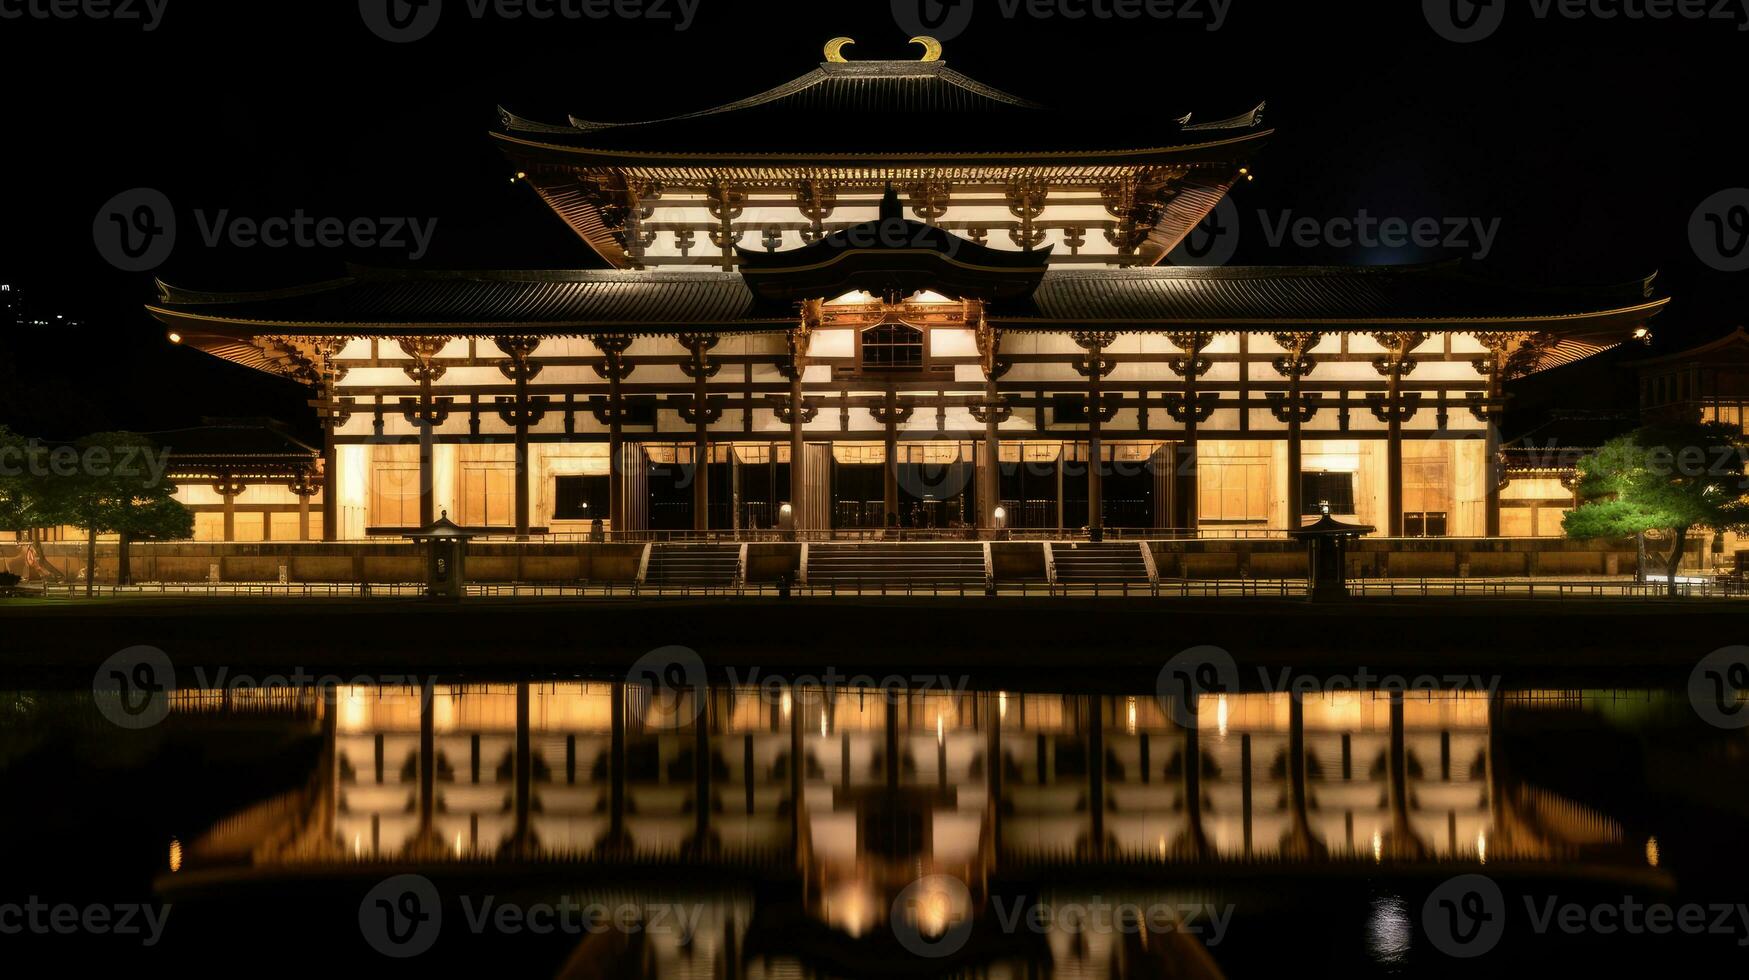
(148, 262), (1666, 379)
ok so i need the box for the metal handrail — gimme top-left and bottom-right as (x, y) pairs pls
(18, 577), (1734, 601)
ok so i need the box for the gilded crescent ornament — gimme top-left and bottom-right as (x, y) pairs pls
(823, 37), (855, 63)
(910, 35), (943, 61)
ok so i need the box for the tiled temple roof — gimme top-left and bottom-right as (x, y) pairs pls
(150, 262), (1665, 340)
(498, 57), (1266, 159)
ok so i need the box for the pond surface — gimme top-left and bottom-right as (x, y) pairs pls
(3, 677), (1748, 977)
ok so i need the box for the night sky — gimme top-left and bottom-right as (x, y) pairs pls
(1, 0), (1742, 440)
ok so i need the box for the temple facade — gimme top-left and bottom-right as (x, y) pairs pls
(147, 40), (1666, 543)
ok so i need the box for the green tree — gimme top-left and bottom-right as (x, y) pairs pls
(58, 433), (193, 594)
(1564, 423), (1749, 596)
(0, 427), (72, 580)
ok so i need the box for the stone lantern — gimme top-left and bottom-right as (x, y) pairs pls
(406, 511), (477, 599)
(1288, 506), (1373, 602)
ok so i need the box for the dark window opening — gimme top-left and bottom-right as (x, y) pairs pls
(861, 322), (924, 371)
(1300, 472), (1356, 515)
(553, 475), (608, 522)
(1052, 393), (1088, 424)
(1403, 512), (1448, 538)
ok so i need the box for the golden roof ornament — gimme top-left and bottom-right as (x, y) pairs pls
(822, 36), (943, 63)
(823, 37), (855, 62)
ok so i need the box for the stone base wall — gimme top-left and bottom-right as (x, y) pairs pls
(31, 537), (1655, 585)
(1150, 537), (1647, 580)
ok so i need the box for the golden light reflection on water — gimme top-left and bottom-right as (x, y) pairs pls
(157, 684), (1670, 977)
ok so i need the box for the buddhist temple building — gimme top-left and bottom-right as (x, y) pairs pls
(145, 38), (1667, 545)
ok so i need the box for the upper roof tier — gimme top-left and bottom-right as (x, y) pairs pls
(497, 44), (1268, 162)
(495, 38), (1270, 269)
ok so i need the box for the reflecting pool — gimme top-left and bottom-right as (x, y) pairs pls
(3, 681), (1748, 976)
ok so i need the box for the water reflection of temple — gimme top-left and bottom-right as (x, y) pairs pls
(166, 684), (1648, 977)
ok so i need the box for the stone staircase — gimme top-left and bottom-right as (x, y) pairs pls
(1051, 541), (1151, 586)
(805, 542), (987, 588)
(643, 544), (741, 587)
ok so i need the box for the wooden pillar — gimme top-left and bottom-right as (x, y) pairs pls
(1073, 332), (1116, 539)
(1086, 695), (1105, 855)
(982, 378), (1001, 530)
(495, 337), (542, 540)
(513, 364), (532, 539)
(1177, 403), (1199, 532)
(513, 681), (531, 852)
(885, 695), (900, 797)
(1055, 456), (1066, 532)
(682, 335), (719, 532)
(787, 310), (816, 532)
(218, 478), (240, 542)
(693, 412), (710, 532)
(1387, 691), (1417, 855)
(1386, 369), (1404, 538)
(419, 388), (436, 530)
(883, 389), (901, 525)
(985, 694), (1002, 856)
(1478, 335), (1517, 538)
(314, 339), (345, 542)
(788, 687), (803, 852)
(972, 305), (1006, 533)
(789, 372), (806, 530)
(694, 688), (712, 850)
(1373, 333), (1424, 539)
(419, 681), (436, 842)
(398, 338), (448, 530)
(1274, 333), (1321, 530)
(1182, 704), (1205, 856)
(610, 680), (627, 845)
(608, 376), (624, 532)
(594, 336), (633, 535)
(1168, 333), (1212, 532)
(1240, 733), (1254, 854)
(1088, 379), (1104, 539)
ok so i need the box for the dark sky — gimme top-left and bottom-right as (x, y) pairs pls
(1, 0), (1742, 439)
